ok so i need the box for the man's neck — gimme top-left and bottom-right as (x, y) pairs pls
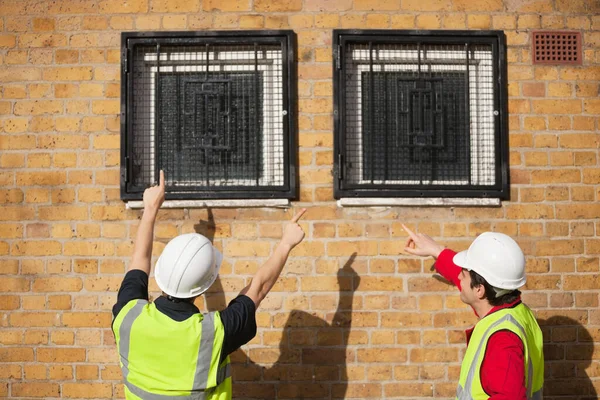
(473, 301), (494, 320)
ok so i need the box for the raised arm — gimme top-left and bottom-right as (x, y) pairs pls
(241, 208), (307, 308)
(128, 170), (165, 274)
(402, 224), (445, 258)
(402, 223), (462, 287)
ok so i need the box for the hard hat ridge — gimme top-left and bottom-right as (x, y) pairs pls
(155, 233), (222, 298)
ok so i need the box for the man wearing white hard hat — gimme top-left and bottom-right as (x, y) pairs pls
(111, 171), (307, 399)
(403, 225), (544, 400)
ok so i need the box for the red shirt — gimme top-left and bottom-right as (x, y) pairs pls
(436, 249), (527, 400)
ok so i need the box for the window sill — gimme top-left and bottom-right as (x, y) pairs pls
(125, 199), (290, 209)
(337, 197), (501, 207)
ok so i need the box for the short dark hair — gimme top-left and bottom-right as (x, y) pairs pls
(469, 270), (520, 306)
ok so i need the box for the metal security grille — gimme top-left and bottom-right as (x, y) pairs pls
(333, 30), (509, 199)
(120, 31), (297, 200)
(532, 31), (582, 65)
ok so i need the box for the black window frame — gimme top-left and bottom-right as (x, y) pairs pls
(333, 29), (510, 200)
(120, 30), (298, 201)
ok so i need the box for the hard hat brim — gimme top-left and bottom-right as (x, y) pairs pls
(452, 250), (469, 270)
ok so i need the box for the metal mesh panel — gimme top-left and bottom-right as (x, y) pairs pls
(129, 42), (285, 191)
(342, 42), (497, 189)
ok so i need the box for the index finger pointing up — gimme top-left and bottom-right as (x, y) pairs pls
(291, 208), (307, 223)
(401, 223), (417, 239)
(159, 170), (165, 188)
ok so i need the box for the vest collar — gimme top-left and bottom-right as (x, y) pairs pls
(154, 295), (200, 321)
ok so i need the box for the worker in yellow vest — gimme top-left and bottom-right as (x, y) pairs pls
(403, 225), (543, 400)
(112, 171), (307, 399)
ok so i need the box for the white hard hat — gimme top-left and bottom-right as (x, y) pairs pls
(453, 232), (526, 290)
(154, 233), (223, 298)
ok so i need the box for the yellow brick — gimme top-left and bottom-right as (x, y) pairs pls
(340, 14), (366, 28)
(43, 67), (93, 81)
(77, 152), (102, 167)
(315, 14), (340, 28)
(285, 15), (311, 29)
(0, 34), (16, 48)
(5, 50), (27, 65)
(98, 0), (148, 13)
(11, 240), (61, 256)
(54, 152), (77, 168)
(253, 0), (301, 11)
(19, 33), (67, 48)
(26, 153), (51, 168)
(299, 133), (333, 147)
(416, 15), (441, 29)
(304, 0), (351, 10)
(66, 100), (89, 114)
(548, 82), (572, 97)
(467, 14), (491, 29)
(68, 171), (93, 185)
(203, 0), (250, 11)
(575, 83), (599, 97)
(366, 13), (390, 27)
(560, 66), (600, 81)
(38, 134), (89, 149)
(3, 84), (27, 98)
(55, 117), (81, 132)
(571, 117), (594, 134)
(82, 16), (108, 30)
(162, 15), (187, 29)
(492, 15), (516, 29)
(29, 49), (53, 65)
(443, 14), (466, 28)
(548, 116), (571, 130)
(188, 15), (211, 29)
(81, 49), (105, 63)
(302, 27), (334, 43)
(28, 83), (51, 98)
(14, 100), (62, 116)
(327, 241), (377, 256)
(93, 134), (119, 149)
(239, 15), (264, 28)
(402, 0), (450, 11)
(109, 15), (134, 29)
(534, 134), (558, 148)
(390, 14), (415, 28)
(82, 117), (105, 132)
(54, 83), (78, 98)
(92, 100), (119, 115)
(55, 49), (79, 64)
(559, 134), (600, 149)
(3, 118), (28, 133)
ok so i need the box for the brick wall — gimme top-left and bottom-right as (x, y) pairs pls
(1, 0), (599, 398)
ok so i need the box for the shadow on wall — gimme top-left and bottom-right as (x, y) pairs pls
(539, 316), (597, 400)
(204, 249), (359, 400)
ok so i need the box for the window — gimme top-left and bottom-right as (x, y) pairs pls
(120, 31), (297, 201)
(333, 30), (509, 200)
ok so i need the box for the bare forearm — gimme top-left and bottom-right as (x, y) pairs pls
(245, 242), (292, 307)
(129, 208), (159, 274)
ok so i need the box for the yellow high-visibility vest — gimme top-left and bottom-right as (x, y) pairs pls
(456, 303), (544, 400)
(112, 299), (232, 400)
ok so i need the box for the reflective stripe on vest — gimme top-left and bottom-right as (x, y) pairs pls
(456, 312), (543, 400)
(116, 299), (231, 399)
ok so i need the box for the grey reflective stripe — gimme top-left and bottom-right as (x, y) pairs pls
(531, 389), (543, 400)
(125, 381), (212, 400)
(118, 300), (147, 382)
(216, 362), (231, 385)
(458, 314), (534, 400)
(193, 312), (215, 390)
(456, 383), (471, 400)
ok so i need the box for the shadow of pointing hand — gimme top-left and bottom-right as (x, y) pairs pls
(231, 253), (359, 400)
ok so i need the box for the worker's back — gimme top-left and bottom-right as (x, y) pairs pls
(113, 299), (232, 400)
